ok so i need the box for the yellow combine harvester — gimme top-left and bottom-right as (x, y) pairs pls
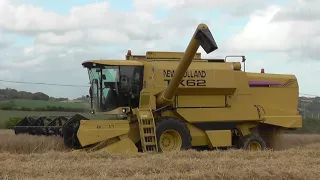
(61, 23), (302, 153)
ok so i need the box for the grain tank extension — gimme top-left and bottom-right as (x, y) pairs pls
(57, 23), (302, 153)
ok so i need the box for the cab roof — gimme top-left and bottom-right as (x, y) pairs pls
(82, 60), (144, 68)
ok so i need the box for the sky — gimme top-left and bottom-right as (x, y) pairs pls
(0, 0), (319, 99)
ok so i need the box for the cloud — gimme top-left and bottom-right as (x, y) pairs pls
(221, 0), (320, 97)
(0, 0), (266, 47)
(0, 0), (71, 33)
(272, 0), (320, 22)
(133, 0), (276, 16)
(0, 0), (319, 98)
(0, 44), (104, 98)
(0, 33), (10, 48)
(225, 1), (320, 60)
(0, 0), (183, 49)
(0, 0), (156, 37)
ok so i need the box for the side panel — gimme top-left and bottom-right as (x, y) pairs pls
(186, 121), (260, 147)
(250, 87), (299, 116)
(262, 116), (302, 128)
(166, 68), (260, 123)
(176, 102), (259, 123)
(177, 95), (225, 108)
(100, 137), (138, 153)
(77, 120), (133, 147)
(168, 69), (261, 147)
(206, 130), (232, 147)
(186, 123), (209, 146)
(246, 72), (302, 128)
(150, 61), (238, 95)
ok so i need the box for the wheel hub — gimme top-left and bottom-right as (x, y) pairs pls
(248, 141), (262, 151)
(159, 130), (182, 152)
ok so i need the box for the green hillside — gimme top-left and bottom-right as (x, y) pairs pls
(0, 99), (90, 112)
(0, 99), (88, 108)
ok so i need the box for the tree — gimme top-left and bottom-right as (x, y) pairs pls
(32, 92), (50, 101)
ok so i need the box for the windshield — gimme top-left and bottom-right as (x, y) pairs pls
(87, 65), (143, 112)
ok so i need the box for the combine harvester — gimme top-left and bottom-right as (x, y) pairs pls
(14, 23), (302, 153)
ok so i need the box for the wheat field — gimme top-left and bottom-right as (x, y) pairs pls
(1, 130), (320, 180)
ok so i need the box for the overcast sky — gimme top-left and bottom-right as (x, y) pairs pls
(0, 0), (319, 99)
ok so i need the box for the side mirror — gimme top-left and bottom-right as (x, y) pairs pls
(89, 86), (92, 97)
(102, 74), (106, 80)
(88, 86), (95, 114)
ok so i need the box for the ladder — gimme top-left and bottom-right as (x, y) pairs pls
(136, 108), (158, 152)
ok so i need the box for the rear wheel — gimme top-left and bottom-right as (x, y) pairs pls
(238, 134), (266, 151)
(156, 117), (192, 152)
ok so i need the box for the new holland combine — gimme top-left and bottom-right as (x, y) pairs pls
(14, 23), (302, 153)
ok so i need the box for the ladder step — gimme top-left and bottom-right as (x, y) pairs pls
(142, 125), (154, 128)
(143, 133), (155, 137)
(141, 120), (153, 124)
(145, 147), (157, 152)
(144, 142), (157, 146)
(136, 108), (158, 152)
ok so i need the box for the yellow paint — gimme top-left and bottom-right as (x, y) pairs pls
(206, 130), (232, 147)
(99, 138), (138, 153)
(236, 122), (259, 136)
(262, 115), (302, 128)
(135, 108), (159, 152)
(248, 141), (262, 151)
(77, 120), (131, 147)
(186, 123), (208, 146)
(159, 129), (182, 152)
(177, 95), (225, 108)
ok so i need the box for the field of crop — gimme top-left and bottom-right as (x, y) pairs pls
(1, 130), (320, 180)
(0, 99), (90, 109)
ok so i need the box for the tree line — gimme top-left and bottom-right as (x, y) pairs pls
(0, 88), (69, 101)
(298, 97), (320, 113)
(0, 88), (89, 112)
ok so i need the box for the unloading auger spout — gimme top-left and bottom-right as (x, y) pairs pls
(156, 23), (218, 108)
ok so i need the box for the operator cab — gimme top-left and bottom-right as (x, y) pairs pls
(82, 60), (144, 113)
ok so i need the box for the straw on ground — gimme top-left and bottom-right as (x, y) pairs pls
(1, 130), (320, 180)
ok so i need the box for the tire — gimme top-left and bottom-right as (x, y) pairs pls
(156, 117), (192, 152)
(238, 134), (266, 151)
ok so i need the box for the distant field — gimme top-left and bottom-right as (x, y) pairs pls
(0, 110), (91, 129)
(0, 99), (90, 109)
(0, 99), (89, 109)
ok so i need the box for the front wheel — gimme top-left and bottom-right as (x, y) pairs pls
(156, 117), (192, 152)
(238, 134), (266, 151)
